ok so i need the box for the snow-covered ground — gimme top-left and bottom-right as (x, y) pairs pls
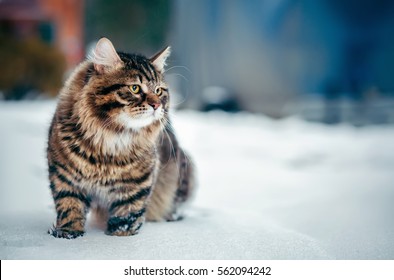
(0, 101), (393, 260)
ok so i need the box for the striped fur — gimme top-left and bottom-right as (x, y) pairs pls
(47, 38), (194, 239)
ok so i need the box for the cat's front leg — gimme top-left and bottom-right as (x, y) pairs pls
(48, 181), (90, 239)
(105, 186), (152, 236)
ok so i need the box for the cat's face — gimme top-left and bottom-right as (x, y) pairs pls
(85, 38), (171, 131)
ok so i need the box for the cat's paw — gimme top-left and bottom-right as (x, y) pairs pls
(165, 208), (184, 222)
(48, 227), (85, 239)
(106, 211), (145, 236)
(165, 213), (184, 222)
(105, 222), (143, 236)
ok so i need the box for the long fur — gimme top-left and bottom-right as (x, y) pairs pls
(47, 38), (194, 239)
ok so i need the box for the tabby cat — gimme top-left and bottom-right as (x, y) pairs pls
(47, 38), (194, 239)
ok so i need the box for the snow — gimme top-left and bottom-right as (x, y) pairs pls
(0, 100), (394, 259)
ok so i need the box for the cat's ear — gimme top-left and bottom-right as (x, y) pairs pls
(150, 46), (171, 72)
(89, 38), (123, 74)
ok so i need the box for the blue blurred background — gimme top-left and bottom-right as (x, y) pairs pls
(1, 0), (394, 125)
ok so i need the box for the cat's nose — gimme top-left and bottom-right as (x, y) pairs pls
(149, 101), (161, 110)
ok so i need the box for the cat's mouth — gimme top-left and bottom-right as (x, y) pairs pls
(117, 107), (163, 130)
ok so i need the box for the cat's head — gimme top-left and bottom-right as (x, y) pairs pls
(83, 37), (171, 132)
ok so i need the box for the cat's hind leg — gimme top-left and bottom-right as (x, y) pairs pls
(146, 149), (195, 222)
(166, 150), (195, 221)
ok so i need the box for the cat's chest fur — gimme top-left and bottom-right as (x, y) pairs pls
(75, 151), (158, 210)
(96, 129), (135, 155)
(67, 130), (158, 189)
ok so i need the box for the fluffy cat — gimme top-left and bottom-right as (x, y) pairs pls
(47, 38), (194, 239)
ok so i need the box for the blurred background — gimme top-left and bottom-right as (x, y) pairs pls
(1, 0), (394, 125)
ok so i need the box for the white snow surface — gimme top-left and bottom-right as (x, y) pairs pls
(0, 101), (393, 260)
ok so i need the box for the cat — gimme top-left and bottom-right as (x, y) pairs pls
(47, 38), (194, 239)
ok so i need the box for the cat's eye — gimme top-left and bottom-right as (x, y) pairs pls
(155, 87), (162, 95)
(155, 88), (163, 95)
(129, 85), (140, 94)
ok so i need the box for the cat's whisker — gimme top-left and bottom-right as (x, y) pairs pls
(170, 95), (189, 108)
(164, 111), (194, 169)
(157, 119), (173, 171)
(167, 72), (189, 82)
(163, 65), (191, 74)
